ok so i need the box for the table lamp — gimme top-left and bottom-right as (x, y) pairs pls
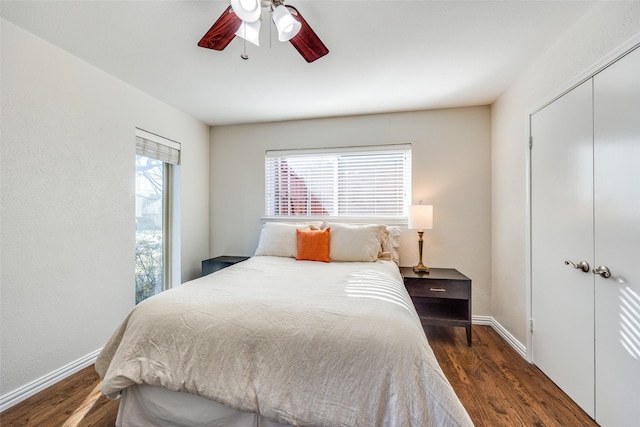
(408, 202), (433, 273)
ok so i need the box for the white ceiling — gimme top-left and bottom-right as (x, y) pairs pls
(1, 0), (596, 126)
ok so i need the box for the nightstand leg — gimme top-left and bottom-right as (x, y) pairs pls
(466, 325), (472, 346)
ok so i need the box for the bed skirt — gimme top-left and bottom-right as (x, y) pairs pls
(117, 384), (291, 427)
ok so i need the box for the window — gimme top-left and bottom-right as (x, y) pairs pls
(265, 145), (411, 219)
(135, 129), (180, 304)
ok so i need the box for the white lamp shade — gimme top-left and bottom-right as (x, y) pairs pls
(230, 0), (261, 22)
(272, 5), (301, 41)
(408, 204), (433, 230)
(235, 19), (261, 46)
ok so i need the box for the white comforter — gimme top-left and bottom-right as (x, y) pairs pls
(96, 256), (473, 427)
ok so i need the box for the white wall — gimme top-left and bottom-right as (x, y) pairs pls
(491, 2), (640, 344)
(209, 106), (492, 315)
(0, 20), (210, 398)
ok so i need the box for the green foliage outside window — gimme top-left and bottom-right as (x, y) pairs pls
(135, 230), (163, 304)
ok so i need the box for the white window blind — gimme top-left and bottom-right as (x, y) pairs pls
(135, 128), (181, 165)
(265, 144), (411, 219)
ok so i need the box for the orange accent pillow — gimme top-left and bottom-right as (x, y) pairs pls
(296, 228), (330, 262)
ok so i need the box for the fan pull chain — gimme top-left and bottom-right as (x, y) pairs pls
(269, 10), (272, 49)
(241, 23), (249, 60)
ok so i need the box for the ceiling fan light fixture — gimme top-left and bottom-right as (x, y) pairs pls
(272, 5), (301, 42)
(200, 1), (328, 62)
(235, 19), (261, 46)
(230, 0), (261, 22)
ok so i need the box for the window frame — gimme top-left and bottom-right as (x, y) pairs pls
(135, 128), (181, 303)
(264, 144), (411, 224)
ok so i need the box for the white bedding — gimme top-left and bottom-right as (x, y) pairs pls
(96, 256), (473, 426)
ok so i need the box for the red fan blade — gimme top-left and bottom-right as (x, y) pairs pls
(198, 6), (242, 51)
(286, 6), (329, 63)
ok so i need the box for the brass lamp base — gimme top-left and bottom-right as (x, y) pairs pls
(413, 230), (429, 274)
(413, 262), (430, 274)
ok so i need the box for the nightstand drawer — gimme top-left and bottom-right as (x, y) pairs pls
(405, 280), (469, 299)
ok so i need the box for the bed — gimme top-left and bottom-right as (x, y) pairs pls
(96, 222), (473, 426)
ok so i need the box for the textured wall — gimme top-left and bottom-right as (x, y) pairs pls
(0, 20), (210, 396)
(491, 1), (640, 346)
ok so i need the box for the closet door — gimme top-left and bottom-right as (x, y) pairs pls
(531, 80), (595, 417)
(593, 46), (640, 427)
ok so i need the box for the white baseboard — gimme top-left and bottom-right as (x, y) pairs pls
(473, 315), (527, 359)
(0, 348), (101, 412)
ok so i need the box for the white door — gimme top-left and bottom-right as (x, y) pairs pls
(593, 46), (640, 427)
(531, 80), (595, 417)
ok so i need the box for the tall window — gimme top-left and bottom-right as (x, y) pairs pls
(135, 129), (180, 304)
(265, 145), (411, 219)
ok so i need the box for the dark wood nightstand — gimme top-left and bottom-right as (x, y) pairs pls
(401, 267), (472, 346)
(201, 256), (250, 277)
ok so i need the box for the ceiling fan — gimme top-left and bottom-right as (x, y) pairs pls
(198, 0), (329, 63)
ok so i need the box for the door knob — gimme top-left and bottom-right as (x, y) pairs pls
(593, 265), (611, 279)
(565, 260), (590, 273)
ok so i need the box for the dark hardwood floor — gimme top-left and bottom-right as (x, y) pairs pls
(424, 325), (597, 427)
(0, 325), (597, 426)
(0, 365), (118, 427)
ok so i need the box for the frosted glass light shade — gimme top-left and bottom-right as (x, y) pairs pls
(235, 19), (261, 46)
(408, 204), (433, 230)
(272, 5), (301, 41)
(230, 0), (261, 22)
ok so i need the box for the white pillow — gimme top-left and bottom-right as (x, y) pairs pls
(254, 222), (311, 258)
(322, 223), (387, 262)
(382, 226), (401, 265)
